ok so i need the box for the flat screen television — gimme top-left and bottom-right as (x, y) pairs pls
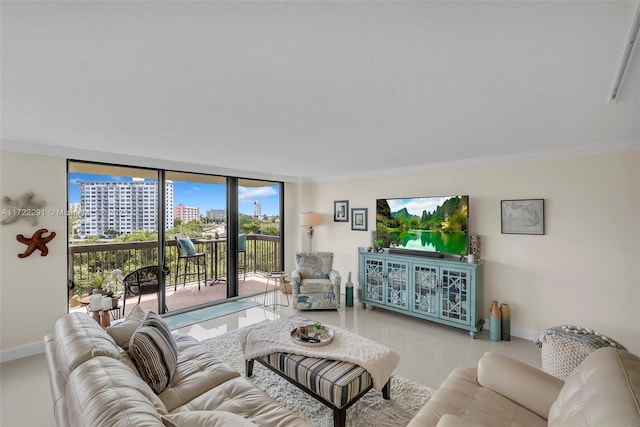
(375, 195), (469, 257)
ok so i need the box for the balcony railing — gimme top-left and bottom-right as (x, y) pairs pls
(68, 234), (281, 297)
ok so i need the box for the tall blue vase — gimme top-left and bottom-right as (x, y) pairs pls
(489, 301), (501, 341)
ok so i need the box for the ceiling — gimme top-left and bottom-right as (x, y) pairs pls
(2, 1), (639, 182)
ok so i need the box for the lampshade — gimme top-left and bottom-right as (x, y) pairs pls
(300, 212), (323, 227)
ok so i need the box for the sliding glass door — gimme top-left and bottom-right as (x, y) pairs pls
(237, 179), (284, 297)
(164, 171), (227, 311)
(67, 161), (164, 316)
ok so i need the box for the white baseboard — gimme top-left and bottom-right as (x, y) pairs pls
(0, 341), (44, 363)
(484, 318), (540, 342)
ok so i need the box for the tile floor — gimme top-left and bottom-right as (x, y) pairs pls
(0, 296), (541, 427)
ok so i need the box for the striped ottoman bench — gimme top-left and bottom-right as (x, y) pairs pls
(245, 352), (390, 427)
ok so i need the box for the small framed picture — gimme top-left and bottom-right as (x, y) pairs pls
(351, 208), (368, 231)
(334, 200), (349, 222)
(501, 199), (544, 235)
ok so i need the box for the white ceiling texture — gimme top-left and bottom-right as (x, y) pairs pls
(1, 1), (639, 182)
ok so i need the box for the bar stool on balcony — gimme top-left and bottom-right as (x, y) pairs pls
(175, 236), (207, 291)
(238, 233), (247, 281)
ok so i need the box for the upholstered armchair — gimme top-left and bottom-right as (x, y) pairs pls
(291, 252), (341, 310)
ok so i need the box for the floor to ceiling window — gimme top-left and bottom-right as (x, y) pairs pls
(67, 162), (164, 315)
(164, 171), (228, 311)
(237, 178), (284, 297)
(67, 160), (284, 317)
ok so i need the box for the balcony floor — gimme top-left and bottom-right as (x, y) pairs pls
(71, 274), (279, 318)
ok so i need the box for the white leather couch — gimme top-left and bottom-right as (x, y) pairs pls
(408, 347), (640, 427)
(44, 310), (311, 427)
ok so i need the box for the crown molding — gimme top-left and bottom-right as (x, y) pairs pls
(310, 137), (640, 183)
(0, 140), (313, 183)
(3, 138), (637, 184)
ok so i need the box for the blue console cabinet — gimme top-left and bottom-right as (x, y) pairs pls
(358, 248), (484, 338)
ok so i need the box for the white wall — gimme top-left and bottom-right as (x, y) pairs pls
(0, 152), (68, 360)
(305, 150), (640, 354)
(1, 149), (638, 359)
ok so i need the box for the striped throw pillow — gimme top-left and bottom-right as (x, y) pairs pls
(129, 311), (178, 394)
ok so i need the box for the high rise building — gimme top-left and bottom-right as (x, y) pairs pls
(253, 200), (261, 217)
(79, 179), (174, 237)
(206, 209), (226, 220)
(174, 204), (201, 223)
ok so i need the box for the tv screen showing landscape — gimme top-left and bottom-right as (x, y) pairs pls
(376, 195), (469, 256)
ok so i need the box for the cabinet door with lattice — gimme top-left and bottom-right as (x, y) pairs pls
(362, 256), (385, 304)
(412, 263), (439, 318)
(385, 260), (409, 309)
(440, 268), (471, 325)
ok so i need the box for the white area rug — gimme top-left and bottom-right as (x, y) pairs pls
(201, 328), (434, 427)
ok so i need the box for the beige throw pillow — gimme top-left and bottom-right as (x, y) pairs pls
(106, 304), (146, 350)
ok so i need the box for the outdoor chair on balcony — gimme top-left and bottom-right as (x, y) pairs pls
(122, 265), (165, 315)
(175, 236), (207, 290)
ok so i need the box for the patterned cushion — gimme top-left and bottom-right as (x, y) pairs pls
(294, 252), (334, 280)
(177, 237), (196, 256)
(257, 352), (372, 408)
(299, 279), (334, 293)
(294, 293), (338, 310)
(129, 311), (178, 394)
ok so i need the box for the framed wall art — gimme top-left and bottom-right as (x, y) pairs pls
(351, 208), (368, 231)
(334, 200), (349, 222)
(501, 199), (544, 235)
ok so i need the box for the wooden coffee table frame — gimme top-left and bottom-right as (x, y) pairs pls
(245, 357), (391, 427)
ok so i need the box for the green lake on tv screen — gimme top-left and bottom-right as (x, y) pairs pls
(392, 230), (467, 255)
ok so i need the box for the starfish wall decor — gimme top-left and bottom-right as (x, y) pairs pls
(16, 228), (56, 258)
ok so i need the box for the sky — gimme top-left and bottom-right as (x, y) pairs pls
(69, 173), (280, 216)
(386, 196), (465, 216)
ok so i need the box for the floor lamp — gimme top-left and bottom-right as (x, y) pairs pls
(300, 212), (322, 252)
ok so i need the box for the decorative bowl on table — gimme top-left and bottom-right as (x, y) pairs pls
(291, 324), (335, 347)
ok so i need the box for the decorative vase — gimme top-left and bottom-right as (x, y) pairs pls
(345, 272), (354, 307)
(470, 235), (481, 262)
(489, 300), (501, 341)
(112, 297), (119, 309)
(101, 296), (112, 311)
(89, 290), (103, 312)
(500, 303), (511, 341)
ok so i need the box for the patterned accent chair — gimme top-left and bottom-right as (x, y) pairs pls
(291, 252), (341, 310)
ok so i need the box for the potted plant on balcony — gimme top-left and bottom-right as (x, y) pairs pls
(100, 269), (124, 308)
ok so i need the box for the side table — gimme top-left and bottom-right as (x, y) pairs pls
(90, 309), (112, 327)
(80, 295), (122, 328)
(264, 271), (289, 308)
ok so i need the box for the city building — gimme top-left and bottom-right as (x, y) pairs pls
(206, 209), (226, 220)
(79, 179), (174, 237)
(174, 203), (201, 223)
(253, 200), (261, 218)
